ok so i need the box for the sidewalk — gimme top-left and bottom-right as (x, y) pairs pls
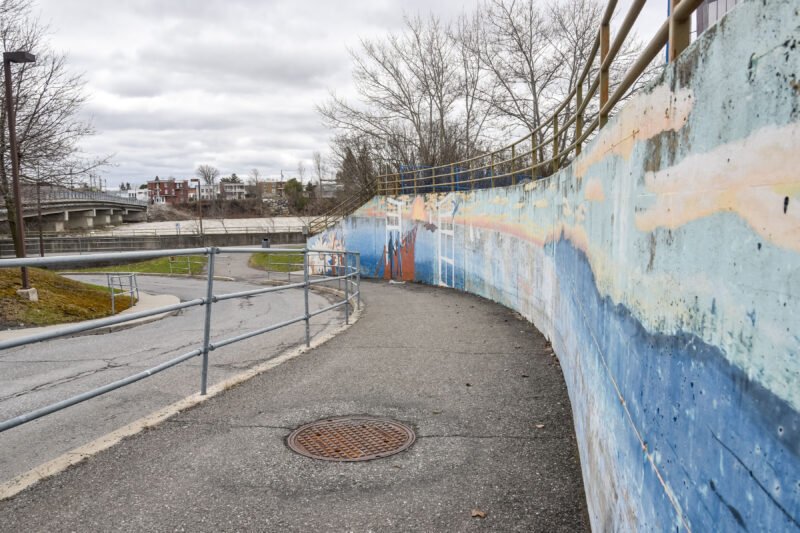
(0, 280), (588, 532)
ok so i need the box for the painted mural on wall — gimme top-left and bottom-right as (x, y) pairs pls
(309, 0), (800, 530)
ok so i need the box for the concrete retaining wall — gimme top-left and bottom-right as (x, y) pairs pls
(309, 1), (800, 530)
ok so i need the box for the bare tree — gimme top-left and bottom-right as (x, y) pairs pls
(297, 160), (306, 183)
(195, 164), (220, 216)
(318, 14), (469, 172)
(312, 151), (326, 184)
(0, 0), (109, 254)
(476, 0), (656, 168)
(450, 10), (498, 159)
(245, 168), (264, 215)
(320, 0), (658, 179)
(195, 164), (219, 185)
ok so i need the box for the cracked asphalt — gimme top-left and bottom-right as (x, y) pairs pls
(0, 280), (588, 532)
(0, 251), (343, 483)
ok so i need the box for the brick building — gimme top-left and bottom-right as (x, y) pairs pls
(263, 181), (285, 197)
(147, 177), (193, 204)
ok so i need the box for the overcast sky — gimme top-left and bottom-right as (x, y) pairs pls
(35, 0), (667, 187)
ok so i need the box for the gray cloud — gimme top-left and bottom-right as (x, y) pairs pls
(36, 0), (663, 185)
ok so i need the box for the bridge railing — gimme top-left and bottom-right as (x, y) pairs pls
(0, 185), (149, 211)
(0, 246), (360, 433)
(377, 0), (705, 195)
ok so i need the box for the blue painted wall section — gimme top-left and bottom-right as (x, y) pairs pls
(309, 1), (800, 530)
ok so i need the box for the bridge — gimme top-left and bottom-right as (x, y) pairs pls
(0, 184), (148, 232)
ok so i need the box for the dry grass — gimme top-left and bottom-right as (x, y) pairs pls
(249, 251), (305, 272)
(0, 268), (135, 328)
(80, 255), (207, 275)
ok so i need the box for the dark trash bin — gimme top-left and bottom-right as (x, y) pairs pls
(262, 237), (270, 248)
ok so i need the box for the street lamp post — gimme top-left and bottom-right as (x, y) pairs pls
(190, 178), (204, 245)
(4, 51), (36, 290)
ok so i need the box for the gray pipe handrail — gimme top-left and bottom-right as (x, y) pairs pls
(0, 246), (360, 433)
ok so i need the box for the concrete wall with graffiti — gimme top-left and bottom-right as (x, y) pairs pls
(309, 1), (799, 530)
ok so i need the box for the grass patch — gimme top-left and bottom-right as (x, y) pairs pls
(80, 255), (207, 275)
(0, 268), (136, 328)
(249, 251), (305, 272)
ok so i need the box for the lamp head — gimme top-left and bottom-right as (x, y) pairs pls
(4, 51), (36, 64)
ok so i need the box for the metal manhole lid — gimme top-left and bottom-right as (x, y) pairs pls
(287, 416), (415, 462)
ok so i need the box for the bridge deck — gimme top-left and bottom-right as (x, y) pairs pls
(0, 280), (587, 531)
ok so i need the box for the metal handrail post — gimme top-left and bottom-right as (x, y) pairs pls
(303, 249), (310, 347)
(108, 273), (115, 316)
(470, 160), (474, 191)
(356, 253), (361, 310)
(511, 145), (516, 185)
(669, 0), (691, 61)
(344, 254), (350, 325)
(600, 22), (610, 128)
(200, 248), (216, 395)
(553, 114), (560, 173)
(576, 82), (583, 156)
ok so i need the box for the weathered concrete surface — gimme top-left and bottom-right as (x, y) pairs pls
(308, 1), (800, 530)
(0, 281), (587, 532)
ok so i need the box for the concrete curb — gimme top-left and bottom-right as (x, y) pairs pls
(0, 289), (362, 501)
(0, 292), (181, 344)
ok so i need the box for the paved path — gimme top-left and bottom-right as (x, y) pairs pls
(0, 252), (343, 483)
(0, 281), (588, 532)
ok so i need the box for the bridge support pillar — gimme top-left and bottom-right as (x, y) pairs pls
(42, 220), (66, 232)
(122, 209), (146, 223)
(40, 211), (69, 233)
(66, 209), (96, 230)
(94, 209), (113, 226)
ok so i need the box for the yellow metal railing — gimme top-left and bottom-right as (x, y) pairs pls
(377, 0), (704, 196)
(307, 182), (377, 235)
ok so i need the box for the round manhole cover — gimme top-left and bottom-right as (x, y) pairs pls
(287, 416), (415, 462)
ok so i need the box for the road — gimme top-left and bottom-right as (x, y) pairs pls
(0, 253), (344, 483)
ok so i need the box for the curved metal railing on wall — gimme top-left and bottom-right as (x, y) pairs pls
(377, 0), (704, 195)
(0, 247), (360, 433)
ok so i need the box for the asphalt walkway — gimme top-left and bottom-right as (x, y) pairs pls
(0, 280), (588, 532)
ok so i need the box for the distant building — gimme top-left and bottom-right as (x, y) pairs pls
(147, 176), (192, 205)
(263, 180), (285, 197)
(696, 0), (738, 34)
(198, 184), (216, 200)
(114, 186), (148, 202)
(319, 181), (344, 199)
(219, 181), (246, 200)
(109, 186), (132, 200)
